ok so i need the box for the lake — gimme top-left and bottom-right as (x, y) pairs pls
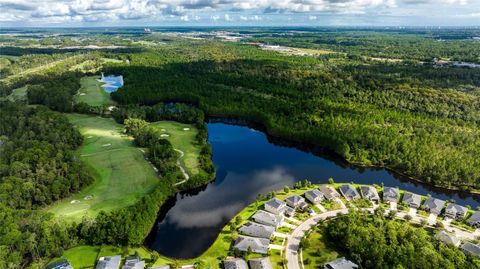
(99, 74), (124, 93)
(147, 122), (480, 259)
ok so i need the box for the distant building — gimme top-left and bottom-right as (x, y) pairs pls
(264, 198), (287, 215)
(462, 242), (480, 257)
(444, 204), (468, 220)
(324, 257), (358, 269)
(304, 189), (325, 204)
(359, 186), (380, 203)
(467, 212), (480, 228)
(233, 235), (269, 254)
(402, 192), (422, 209)
(286, 195), (308, 209)
(45, 258), (73, 269)
(383, 187), (399, 203)
(435, 231), (461, 247)
(423, 197), (446, 215)
(252, 210), (284, 228)
(224, 257), (248, 269)
(239, 221), (275, 239)
(96, 255), (121, 269)
(248, 257), (273, 269)
(319, 186), (341, 201)
(339, 184), (361, 201)
(122, 256), (145, 269)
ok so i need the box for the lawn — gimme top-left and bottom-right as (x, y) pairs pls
(3, 85), (28, 102)
(150, 121), (201, 176)
(301, 225), (340, 269)
(46, 114), (160, 221)
(76, 76), (115, 106)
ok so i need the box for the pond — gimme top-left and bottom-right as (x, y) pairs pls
(147, 122), (480, 259)
(99, 74), (124, 93)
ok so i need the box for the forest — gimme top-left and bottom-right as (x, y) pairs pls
(324, 210), (480, 268)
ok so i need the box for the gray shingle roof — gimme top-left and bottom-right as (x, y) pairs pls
(435, 231), (460, 246)
(239, 222), (275, 238)
(304, 189), (324, 203)
(248, 257), (273, 269)
(383, 187), (399, 203)
(252, 210), (283, 227)
(224, 258), (248, 269)
(265, 198), (286, 210)
(445, 204), (468, 217)
(423, 197), (446, 214)
(286, 195), (306, 207)
(339, 184), (360, 200)
(402, 192), (422, 208)
(96, 256), (121, 269)
(359, 186), (379, 201)
(233, 235), (270, 254)
(324, 257), (358, 269)
(468, 211), (480, 224)
(462, 242), (480, 257)
(319, 186), (340, 200)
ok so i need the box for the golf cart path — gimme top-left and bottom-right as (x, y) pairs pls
(174, 148), (189, 185)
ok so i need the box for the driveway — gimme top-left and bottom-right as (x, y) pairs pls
(316, 204), (327, 213)
(269, 244), (283, 250)
(285, 208), (349, 269)
(390, 202), (397, 210)
(427, 213), (437, 225)
(408, 208), (417, 217)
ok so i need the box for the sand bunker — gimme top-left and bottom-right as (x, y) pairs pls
(87, 136), (93, 138)
(80, 93), (86, 96)
(161, 129), (166, 132)
(102, 143), (111, 147)
(161, 134), (170, 137)
(70, 200), (80, 204)
(183, 128), (190, 131)
(84, 195), (93, 200)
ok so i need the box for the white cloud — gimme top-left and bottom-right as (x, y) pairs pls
(309, 15), (317, 20)
(224, 13), (233, 21)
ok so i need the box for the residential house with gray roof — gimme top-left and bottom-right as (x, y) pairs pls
(233, 235), (269, 254)
(304, 189), (324, 204)
(96, 255), (121, 269)
(445, 204), (468, 220)
(122, 256), (145, 269)
(359, 186), (379, 203)
(339, 184), (361, 201)
(324, 257), (358, 269)
(462, 242), (480, 257)
(45, 259), (73, 269)
(286, 195), (308, 209)
(248, 257), (273, 269)
(423, 197), (446, 215)
(252, 210), (284, 228)
(402, 192), (422, 209)
(468, 212), (480, 228)
(319, 186), (341, 201)
(239, 222), (275, 239)
(435, 231), (461, 247)
(264, 198), (287, 215)
(383, 187), (399, 203)
(223, 258), (248, 269)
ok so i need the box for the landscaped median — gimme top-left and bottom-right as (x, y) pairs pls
(51, 181), (480, 269)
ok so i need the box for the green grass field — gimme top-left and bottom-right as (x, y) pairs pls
(46, 114), (160, 221)
(150, 121), (201, 176)
(76, 76), (115, 106)
(2, 85), (28, 102)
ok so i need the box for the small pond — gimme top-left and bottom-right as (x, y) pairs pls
(99, 74), (124, 93)
(147, 122), (480, 259)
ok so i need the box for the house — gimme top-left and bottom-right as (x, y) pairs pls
(319, 186), (341, 200)
(423, 197), (446, 215)
(96, 255), (122, 269)
(239, 221), (275, 239)
(324, 257), (358, 269)
(122, 256), (145, 269)
(286, 195), (308, 209)
(462, 242), (480, 257)
(148, 266), (170, 269)
(359, 186), (380, 202)
(252, 210), (284, 228)
(224, 258), (248, 269)
(264, 198), (287, 215)
(435, 231), (461, 247)
(467, 212), (480, 228)
(233, 235), (270, 254)
(402, 192), (422, 208)
(304, 189), (324, 204)
(383, 187), (399, 203)
(45, 258), (73, 269)
(339, 184), (361, 201)
(248, 257), (273, 269)
(444, 204), (468, 220)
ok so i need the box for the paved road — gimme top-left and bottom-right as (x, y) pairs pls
(285, 208), (349, 269)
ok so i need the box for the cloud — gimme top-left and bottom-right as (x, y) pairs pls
(224, 13), (233, 21)
(309, 15), (317, 20)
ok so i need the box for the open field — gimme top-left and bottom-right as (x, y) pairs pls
(1, 85), (28, 101)
(46, 114), (160, 221)
(151, 121), (201, 176)
(76, 76), (115, 106)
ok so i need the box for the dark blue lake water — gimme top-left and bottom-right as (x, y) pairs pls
(148, 122), (480, 259)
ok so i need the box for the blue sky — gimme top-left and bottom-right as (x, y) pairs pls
(0, 0), (479, 27)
